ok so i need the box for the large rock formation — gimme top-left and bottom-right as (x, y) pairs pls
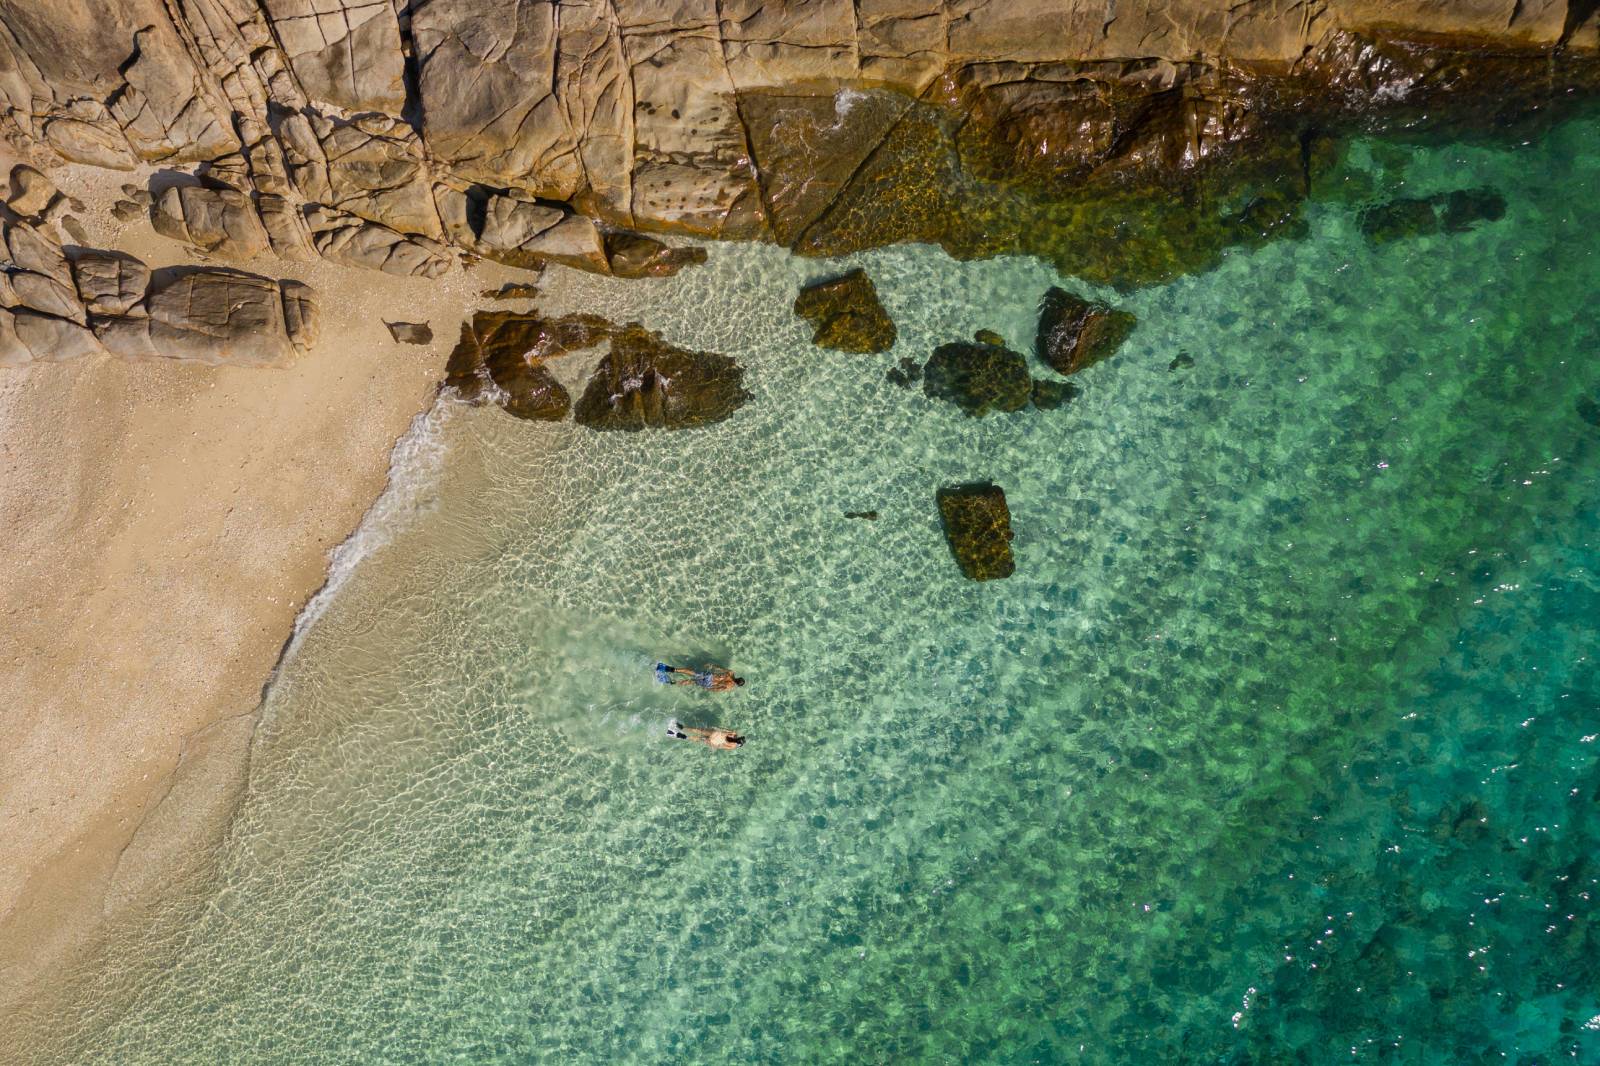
(574, 327), (749, 432)
(0, 213), (317, 367)
(0, 3), (1592, 289)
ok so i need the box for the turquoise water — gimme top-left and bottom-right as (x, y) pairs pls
(32, 116), (1600, 1063)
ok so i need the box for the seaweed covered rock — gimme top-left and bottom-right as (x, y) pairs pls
(922, 339), (1031, 416)
(1035, 288), (1136, 376)
(574, 327), (748, 431)
(793, 268), (896, 353)
(937, 483), (1015, 581)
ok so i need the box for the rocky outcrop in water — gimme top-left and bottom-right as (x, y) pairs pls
(446, 308), (748, 429)
(937, 483), (1015, 581)
(1035, 288), (1137, 376)
(793, 269), (897, 353)
(923, 337), (1031, 416)
(0, 3), (1591, 295)
(574, 327), (748, 432)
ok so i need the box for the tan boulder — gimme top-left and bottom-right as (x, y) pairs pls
(96, 271), (316, 366)
(71, 251), (150, 316)
(151, 186), (271, 260)
(6, 165), (58, 218)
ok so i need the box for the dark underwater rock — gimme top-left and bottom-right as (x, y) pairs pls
(937, 483), (1015, 581)
(1360, 187), (1507, 243)
(574, 326), (748, 431)
(1169, 352), (1195, 371)
(974, 329), (1006, 347)
(1359, 197), (1438, 243)
(793, 268), (896, 353)
(922, 340), (1031, 416)
(844, 510), (879, 520)
(886, 356), (922, 388)
(1030, 378), (1079, 410)
(1439, 188), (1506, 233)
(1578, 397), (1600, 428)
(487, 354), (570, 421)
(1035, 287), (1137, 376)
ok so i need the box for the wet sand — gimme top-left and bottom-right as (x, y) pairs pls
(0, 162), (518, 1025)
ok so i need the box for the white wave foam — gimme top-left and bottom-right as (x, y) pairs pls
(284, 396), (456, 655)
(831, 88), (868, 129)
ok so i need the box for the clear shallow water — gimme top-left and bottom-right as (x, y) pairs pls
(33, 118), (1600, 1063)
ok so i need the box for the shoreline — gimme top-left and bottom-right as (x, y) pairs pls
(0, 163), (528, 1032)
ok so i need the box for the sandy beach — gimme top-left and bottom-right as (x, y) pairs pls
(0, 163), (513, 1026)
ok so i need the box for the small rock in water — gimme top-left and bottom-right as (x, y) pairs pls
(973, 329), (1006, 346)
(793, 268), (897, 353)
(604, 232), (707, 278)
(386, 321), (433, 345)
(1030, 378), (1079, 410)
(1035, 287), (1136, 375)
(1169, 352), (1195, 371)
(923, 340), (1031, 416)
(885, 356), (922, 388)
(480, 281), (541, 301)
(843, 510), (879, 520)
(936, 483), (1015, 581)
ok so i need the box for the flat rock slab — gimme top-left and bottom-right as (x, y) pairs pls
(385, 321), (433, 345)
(922, 338), (1031, 416)
(793, 268), (896, 353)
(937, 483), (1015, 581)
(1035, 287), (1136, 375)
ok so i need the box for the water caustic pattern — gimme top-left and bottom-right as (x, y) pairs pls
(36, 116), (1600, 1064)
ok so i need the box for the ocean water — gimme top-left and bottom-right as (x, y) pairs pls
(30, 114), (1600, 1064)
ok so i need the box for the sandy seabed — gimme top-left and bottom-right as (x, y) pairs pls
(0, 159), (530, 1030)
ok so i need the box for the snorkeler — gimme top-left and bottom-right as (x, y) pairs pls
(656, 663), (745, 691)
(666, 720), (746, 750)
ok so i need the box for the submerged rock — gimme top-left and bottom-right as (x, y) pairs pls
(973, 329), (1006, 347)
(1169, 352), (1196, 371)
(574, 327), (748, 431)
(793, 268), (896, 353)
(1360, 187), (1507, 243)
(923, 340), (1031, 416)
(386, 321), (433, 345)
(886, 356), (922, 388)
(844, 510), (879, 520)
(1358, 197), (1437, 243)
(1035, 287), (1136, 376)
(1030, 378), (1079, 410)
(937, 483), (1015, 581)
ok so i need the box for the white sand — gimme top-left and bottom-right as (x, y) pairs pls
(0, 162), (528, 1021)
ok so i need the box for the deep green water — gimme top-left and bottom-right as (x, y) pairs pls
(31, 115), (1600, 1064)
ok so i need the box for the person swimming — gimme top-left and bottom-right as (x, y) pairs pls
(656, 663), (745, 692)
(666, 720), (745, 749)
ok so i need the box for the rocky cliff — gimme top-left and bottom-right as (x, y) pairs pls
(1, 1), (1598, 287)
